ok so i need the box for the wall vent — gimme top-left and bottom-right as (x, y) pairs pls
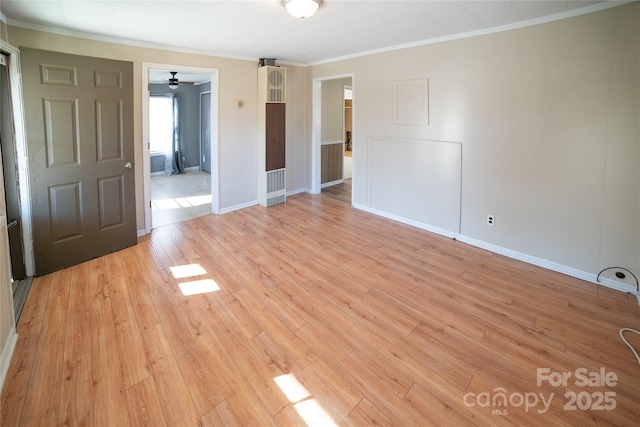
(267, 195), (285, 207)
(266, 168), (286, 206)
(266, 67), (286, 103)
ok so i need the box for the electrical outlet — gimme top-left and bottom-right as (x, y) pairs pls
(487, 215), (495, 226)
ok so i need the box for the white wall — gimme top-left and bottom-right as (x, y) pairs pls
(6, 26), (309, 222)
(284, 65), (308, 194)
(321, 77), (351, 143)
(309, 3), (640, 282)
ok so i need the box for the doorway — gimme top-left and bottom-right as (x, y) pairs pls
(142, 64), (219, 233)
(314, 74), (354, 204)
(0, 50), (33, 321)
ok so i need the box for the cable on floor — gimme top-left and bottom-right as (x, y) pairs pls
(619, 328), (640, 367)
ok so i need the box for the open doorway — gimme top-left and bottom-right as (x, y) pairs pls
(1, 45), (33, 322)
(142, 64), (219, 233)
(314, 75), (354, 204)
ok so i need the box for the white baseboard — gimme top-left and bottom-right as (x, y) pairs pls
(287, 187), (308, 197)
(219, 200), (258, 215)
(0, 327), (18, 393)
(137, 229), (147, 237)
(217, 188), (308, 214)
(353, 203), (458, 239)
(321, 179), (344, 188)
(353, 202), (639, 304)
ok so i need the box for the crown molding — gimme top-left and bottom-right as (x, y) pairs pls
(310, 0), (634, 66)
(5, 18), (258, 63)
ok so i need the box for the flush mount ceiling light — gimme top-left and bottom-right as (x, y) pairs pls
(168, 71), (179, 89)
(281, 0), (322, 19)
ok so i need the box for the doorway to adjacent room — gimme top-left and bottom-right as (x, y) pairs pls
(143, 64), (219, 232)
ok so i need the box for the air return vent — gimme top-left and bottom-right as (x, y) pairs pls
(266, 168), (286, 206)
(266, 67), (286, 103)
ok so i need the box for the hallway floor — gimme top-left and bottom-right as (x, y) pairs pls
(151, 170), (212, 228)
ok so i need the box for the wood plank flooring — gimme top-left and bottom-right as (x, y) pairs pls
(2, 193), (640, 426)
(321, 179), (351, 204)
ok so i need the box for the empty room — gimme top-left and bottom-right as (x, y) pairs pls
(1, 1), (639, 425)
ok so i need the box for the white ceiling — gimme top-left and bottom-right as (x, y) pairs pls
(149, 70), (211, 85)
(0, 1), (626, 65)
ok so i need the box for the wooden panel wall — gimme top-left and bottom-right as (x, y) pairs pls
(321, 143), (343, 184)
(265, 103), (285, 171)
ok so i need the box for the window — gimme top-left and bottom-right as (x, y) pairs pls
(149, 95), (173, 154)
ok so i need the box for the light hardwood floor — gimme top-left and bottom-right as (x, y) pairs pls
(2, 193), (640, 426)
(321, 179), (351, 205)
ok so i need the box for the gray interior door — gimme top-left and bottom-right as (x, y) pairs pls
(21, 48), (136, 276)
(200, 92), (211, 174)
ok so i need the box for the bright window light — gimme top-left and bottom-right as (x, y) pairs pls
(152, 195), (212, 211)
(170, 263), (207, 279)
(175, 197), (192, 208)
(185, 195), (212, 206)
(149, 96), (173, 154)
(179, 279), (220, 296)
(274, 373), (337, 427)
(294, 399), (338, 427)
(274, 373), (312, 403)
(153, 198), (180, 210)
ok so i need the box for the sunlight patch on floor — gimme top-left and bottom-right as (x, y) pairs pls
(274, 373), (338, 427)
(170, 263), (207, 279)
(178, 279), (220, 296)
(153, 194), (212, 211)
(170, 263), (221, 295)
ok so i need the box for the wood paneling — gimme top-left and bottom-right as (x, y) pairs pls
(265, 103), (285, 171)
(321, 143), (343, 184)
(2, 193), (640, 426)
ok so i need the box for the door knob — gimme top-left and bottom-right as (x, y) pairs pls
(124, 161), (133, 169)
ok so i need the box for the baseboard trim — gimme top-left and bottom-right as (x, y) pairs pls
(137, 229), (147, 237)
(353, 203), (639, 303)
(0, 328), (18, 393)
(287, 187), (308, 197)
(321, 179), (344, 188)
(219, 200), (258, 215)
(455, 235), (640, 297)
(353, 203), (458, 239)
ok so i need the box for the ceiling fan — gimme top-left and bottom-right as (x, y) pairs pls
(168, 71), (179, 89)
(167, 71), (196, 89)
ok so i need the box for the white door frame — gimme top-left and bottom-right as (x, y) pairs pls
(0, 41), (34, 277)
(199, 90), (211, 173)
(311, 73), (355, 198)
(142, 63), (220, 234)
(343, 84), (352, 180)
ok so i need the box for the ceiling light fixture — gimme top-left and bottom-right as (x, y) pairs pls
(281, 0), (322, 19)
(168, 71), (179, 89)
